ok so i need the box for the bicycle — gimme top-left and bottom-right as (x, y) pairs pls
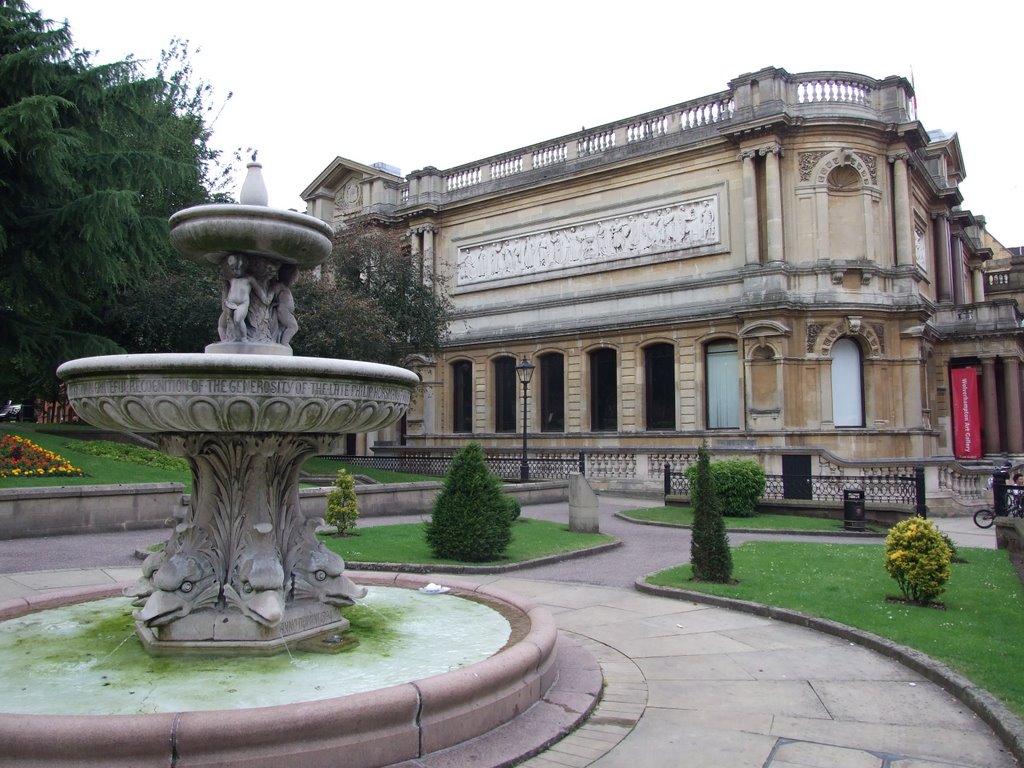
(973, 485), (1024, 528)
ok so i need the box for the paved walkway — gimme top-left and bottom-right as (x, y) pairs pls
(0, 501), (1017, 768)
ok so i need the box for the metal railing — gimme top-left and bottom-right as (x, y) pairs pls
(664, 465), (925, 511)
(320, 452), (586, 482)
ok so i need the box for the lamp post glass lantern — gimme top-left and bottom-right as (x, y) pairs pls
(516, 355), (535, 481)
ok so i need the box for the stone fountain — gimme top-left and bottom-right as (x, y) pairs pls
(57, 162), (419, 654)
(0, 165), (592, 767)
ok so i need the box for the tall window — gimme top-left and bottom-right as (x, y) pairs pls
(493, 356), (517, 433)
(540, 353), (565, 432)
(706, 340), (739, 428)
(452, 360), (473, 433)
(831, 338), (864, 427)
(645, 343), (675, 430)
(590, 348), (617, 431)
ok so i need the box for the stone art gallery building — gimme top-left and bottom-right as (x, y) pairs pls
(302, 67), (1022, 512)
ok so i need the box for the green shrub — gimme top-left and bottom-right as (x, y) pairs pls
(684, 457), (766, 517)
(884, 516), (952, 605)
(503, 495), (522, 522)
(689, 445), (733, 582)
(325, 468), (359, 536)
(425, 443), (513, 561)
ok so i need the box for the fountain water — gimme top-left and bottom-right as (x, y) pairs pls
(0, 165), (589, 766)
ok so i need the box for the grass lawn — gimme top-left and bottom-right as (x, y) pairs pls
(0, 424), (192, 489)
(322, 517), (614, 566)
(621, 505), (884, 533)
(646, 541), (1024, 718)
(302, 456), (438, 485)
(1, 425), (437, 489)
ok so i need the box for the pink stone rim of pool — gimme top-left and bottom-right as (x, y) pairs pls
(0, 572), (564, 768)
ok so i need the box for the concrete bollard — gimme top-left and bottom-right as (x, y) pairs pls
(568, 473), (599, 533)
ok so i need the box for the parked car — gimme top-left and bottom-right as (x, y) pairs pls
(0, 401), (33, 422)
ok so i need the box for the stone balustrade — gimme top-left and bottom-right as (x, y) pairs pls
(398, 68), (914, 211)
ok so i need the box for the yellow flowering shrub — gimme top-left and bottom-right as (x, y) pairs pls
(884, 516), (952, 605)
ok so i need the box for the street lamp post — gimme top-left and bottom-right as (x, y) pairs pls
(516, 355), (535, 482)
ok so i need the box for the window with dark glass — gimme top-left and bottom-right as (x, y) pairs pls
(706, 340), (739, 428)
(493, 356), (517, 433)
(645, 343), (675, 430)
(452, 360), (473, 433)
(589, 348), (617, 431)
(540, 353), (565, 432)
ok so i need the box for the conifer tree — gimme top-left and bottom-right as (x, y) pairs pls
(425, 442), (512, 562)
(0, 2), (226, 394)
(689, 445), (733, 582)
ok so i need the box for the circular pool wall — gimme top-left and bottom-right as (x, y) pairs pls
(0, 572), (560, 767)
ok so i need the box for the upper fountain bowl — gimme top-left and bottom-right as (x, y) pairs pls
(169, 204), (333, 268)
(56, 354), (419, 435)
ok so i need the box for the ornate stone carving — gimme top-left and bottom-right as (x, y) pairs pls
(812, 149), (875, 187)
(217, 254), (299, 347)
(799, 151), (829, 181)
(854, 151), (878, 185)
(457, 194), (720, 286)
(806, 323), (824, 353)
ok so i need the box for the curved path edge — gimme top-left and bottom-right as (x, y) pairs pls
(613, 511), (887, 537)
(635, 576), (1024, 767)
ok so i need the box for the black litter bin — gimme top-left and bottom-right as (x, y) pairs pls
(843, 488), (865, 531)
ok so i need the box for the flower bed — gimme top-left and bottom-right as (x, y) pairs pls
(0, 434), (83, 478)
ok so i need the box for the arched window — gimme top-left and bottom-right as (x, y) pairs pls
(493, 356), (517, 433)
(831, 338), (864, 427)
(644, 343), (675, 430)
(540, 353), (565, 432)
(589, 348), (617, 431)
(451, 360), (473, 433)
(706, 340), (739, 429)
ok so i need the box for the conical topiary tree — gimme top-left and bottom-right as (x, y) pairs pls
(425, 442), (513, 562)
(689, 445), (733, 582)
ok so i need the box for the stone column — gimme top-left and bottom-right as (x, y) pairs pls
(760, 144), (784, 263)
(951, 235), (965, 304)
(889, 153), (912, 266)
(408, 227), (422, 279)
(971, 266), (986, 303)
(982, 357), (1000, 455)
(422, 225), (436, 286)
(739, 150), (760, 264)
(1004, 357), (1023, 454)
(933, 212), (952, 302)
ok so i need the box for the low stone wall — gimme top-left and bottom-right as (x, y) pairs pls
(0, 481), (570, 540)
(995, 517), (1024, 554)
(0, 484), (186, 540)
(299, 480), (568, 520)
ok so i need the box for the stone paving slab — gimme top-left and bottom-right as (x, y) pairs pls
(479, 576), (1020, 768)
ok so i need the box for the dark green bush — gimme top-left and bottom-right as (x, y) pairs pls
(503, 495), (522, 521)
(424, 443), (513, 561)
(689, 445), (733, 582)
(685, 457), (766, 517)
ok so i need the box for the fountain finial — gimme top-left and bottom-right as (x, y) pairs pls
(239, 160), (269, 206)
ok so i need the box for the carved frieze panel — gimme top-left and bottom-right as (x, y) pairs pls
(456, 194), (720, 287)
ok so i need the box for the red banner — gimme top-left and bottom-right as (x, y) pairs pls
(951, 367), (982, 459)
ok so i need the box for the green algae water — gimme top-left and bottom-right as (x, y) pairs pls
(0, 587), (510, 715)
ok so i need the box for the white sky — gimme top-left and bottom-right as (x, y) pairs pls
(34, 0), (1024, 246)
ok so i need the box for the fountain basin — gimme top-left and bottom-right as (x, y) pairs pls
(0, 573), (561, 767)
(169, 204), (333, 268)
(56, 353), (418, 434)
